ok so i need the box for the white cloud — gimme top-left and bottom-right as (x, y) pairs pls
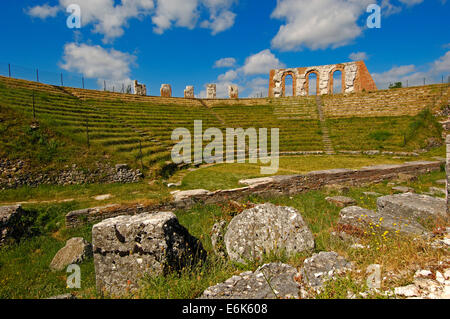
(271, 0), (372, 51)
(26, 4), (59, 19)
(349, 52), (368, 61)
(152, 0), (198, 34)
(214, 57), (236, 68)
(60, 43), (136, 87)
(246, 77), (268, 98)
(240, 49), (285, 75)
(218, 70), (237, 81)
(372, 51), (450, 89)
(27, 0), (237, 40)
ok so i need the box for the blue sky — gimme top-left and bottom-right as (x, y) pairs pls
(0, 0), (449, 97)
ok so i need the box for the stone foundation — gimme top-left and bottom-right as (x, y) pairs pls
(447, 135), (449, 214)
(66, 160), (443, 228)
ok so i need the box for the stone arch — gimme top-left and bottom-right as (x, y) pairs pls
(305, 70), (320, 96)
(281, 71), (297, 97)
(328, 65), (346, 94)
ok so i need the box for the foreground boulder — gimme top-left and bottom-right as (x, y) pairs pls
(92, 212), (206, 296)
(338, 206), (427, 237)
(50, 237), (93, 271)
(200, 263), (300, 299)
(224, 203), (314, 263)
(299, 252), (352, 290)
(0, 205), (26, 247)
(377, 193), (447, 222)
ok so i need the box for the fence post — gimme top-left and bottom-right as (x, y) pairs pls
(82, 77), (85, 89)
(8, 64), (11, 78)
(60, 73), (64, 86)
(104, 80), (106, 91)
(36, 69), (39, 82)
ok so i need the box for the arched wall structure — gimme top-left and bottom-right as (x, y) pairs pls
(268, 61), (377, 98)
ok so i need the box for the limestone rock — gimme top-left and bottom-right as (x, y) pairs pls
(377, 193), (447, 222)
(224, 203), (314, 263)
(200, 263), (300, 299)
(395, 285), (420, 297)
(396, 173), (417, 183)
(0, 205), (26, 247)
(299, 252), (352, 290)
(50, 237), (92, 271)
(392, 186), (414, 193)
(338, 206), (427, 237)
(325, 196), (356, 208)
(211, 220), (227, 257)
(92, 212), (206, 296)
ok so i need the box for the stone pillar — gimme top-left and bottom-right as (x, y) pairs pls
(184, 86), (194, 98)
(133, 80), (146, 96)
(207, 84), (216, 99)
(228, 85), (238, 99)
(160, 84), (172, 97)
(447, 135), (449, 214)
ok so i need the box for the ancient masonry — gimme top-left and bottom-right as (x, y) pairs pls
(160, 84), (172, 97)
(207, 84), (216, 99)
(268, 61), (377, 98)
(447, 135), (449, 214)
(228, 85), (239, 99)
(184, 86), (194, 98)
(133, 80), (146, 96)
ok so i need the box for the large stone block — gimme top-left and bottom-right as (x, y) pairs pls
(338, 206), (427, 237)
(200, 263), (300, 299)
(0, 205), (26, 247)
(224, 203), (314, 263)
(377, 193), (447, 222)
(92, 212), (206, 296)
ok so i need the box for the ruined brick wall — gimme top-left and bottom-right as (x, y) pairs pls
(268, 61), (377, 97)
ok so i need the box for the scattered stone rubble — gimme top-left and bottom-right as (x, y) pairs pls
(394, 268), (450, 299)
(200, 263), (300, 299)
(50, 237), (93, 271)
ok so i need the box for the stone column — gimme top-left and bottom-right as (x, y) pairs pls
(184, 86), (194, 98)
(447, 135), (449, 214)
(228, 85), (238, 99)
(160, 84), (172, 97)
(207, 84), (216, 99)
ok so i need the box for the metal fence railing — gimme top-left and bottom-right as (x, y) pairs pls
(0, 62), (133, 93)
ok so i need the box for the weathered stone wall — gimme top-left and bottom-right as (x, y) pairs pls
(322, 84), (449, 118)
(0, 160), (143, 190)
(133, 80), (146, 96)
(447, 135), (449, 214)
(160, 84), (172, 97)
(268, 61), (377, 98)
(66, 160), (442, 228)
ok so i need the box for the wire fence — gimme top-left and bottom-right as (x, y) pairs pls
(0, 62), (133, 93)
